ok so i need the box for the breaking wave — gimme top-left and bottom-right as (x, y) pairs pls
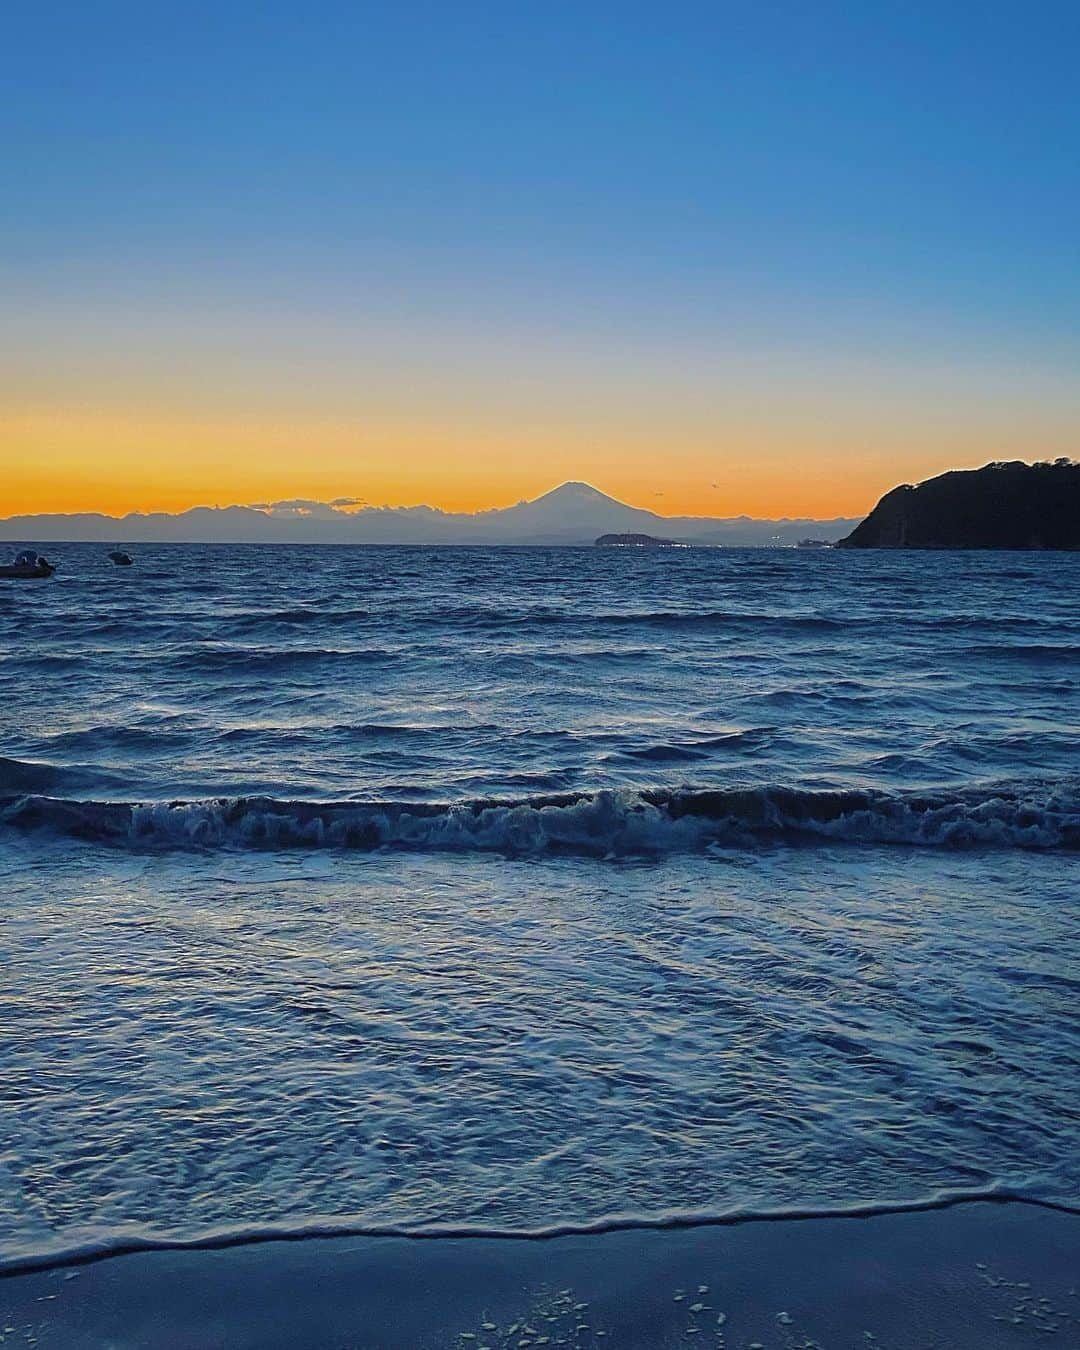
(2, 780), (1077, 854)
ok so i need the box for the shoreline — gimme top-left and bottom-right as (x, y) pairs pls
(3, 1188), (1077, 1280)
(2, 1199), (1076, 1348)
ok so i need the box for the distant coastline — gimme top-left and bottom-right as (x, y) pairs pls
(10, 461), (1076, 550)
(0, 481), (859, 548)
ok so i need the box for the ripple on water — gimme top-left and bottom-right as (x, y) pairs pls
(0, 840), (1075, 1261)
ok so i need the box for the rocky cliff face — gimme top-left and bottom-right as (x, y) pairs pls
(837, 460), (1080, 550)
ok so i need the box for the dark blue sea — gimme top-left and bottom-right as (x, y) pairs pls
(1, 544), (1078, 1269)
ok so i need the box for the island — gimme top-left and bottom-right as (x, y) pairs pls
(837, 459), (1080, 550)
(595, 532), (684, 548)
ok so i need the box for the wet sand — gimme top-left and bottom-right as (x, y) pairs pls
(1, 1201), (1076, 1349)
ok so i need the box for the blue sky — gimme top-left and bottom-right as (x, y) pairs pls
(3, 1), (1078, 516)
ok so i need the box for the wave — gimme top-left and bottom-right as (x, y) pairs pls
(176, 644), (400, 673)
(0, 756), (126, 795)
(612, 729), (778, 762)
(428, 607), (855, 632)
(27, 724), (193, 753)
(1, 781), (1076, 854)
(958, 643), (1080, 661)
(0, 1188), (1076, 1278)
(227, 606), (373, 632)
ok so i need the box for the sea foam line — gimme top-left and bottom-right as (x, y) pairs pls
(2, 1188), (1078, 1278)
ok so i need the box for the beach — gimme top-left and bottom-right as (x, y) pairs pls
(3, 1201), (1077, 1348)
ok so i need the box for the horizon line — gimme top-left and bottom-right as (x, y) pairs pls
(0, 479), (864, 526)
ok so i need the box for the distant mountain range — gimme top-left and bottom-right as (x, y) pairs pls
(0, 482), (861, 547)
(837, 459), (1079, 550)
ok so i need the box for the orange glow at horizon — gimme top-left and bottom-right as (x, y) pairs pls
(0, 408), (1017, 522)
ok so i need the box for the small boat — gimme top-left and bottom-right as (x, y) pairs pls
(108, 550), (134, 566)
(0, 549), (56, 579)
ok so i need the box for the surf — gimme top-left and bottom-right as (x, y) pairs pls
(2, 780), (1076, 853)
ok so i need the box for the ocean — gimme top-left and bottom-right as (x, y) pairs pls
(1, 542), (1077, 1277)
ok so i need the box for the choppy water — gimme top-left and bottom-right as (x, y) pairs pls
(1, 544), (1077, 1267)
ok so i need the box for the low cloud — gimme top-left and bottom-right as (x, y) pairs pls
(249, 497), (367, 519)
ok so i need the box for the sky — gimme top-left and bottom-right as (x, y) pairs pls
(2, 1), (1078, 519)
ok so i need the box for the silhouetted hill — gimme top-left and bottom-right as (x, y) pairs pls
(837, 460), (1080, 550)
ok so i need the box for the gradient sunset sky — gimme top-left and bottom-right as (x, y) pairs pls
(3, 2), (1078, 519)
